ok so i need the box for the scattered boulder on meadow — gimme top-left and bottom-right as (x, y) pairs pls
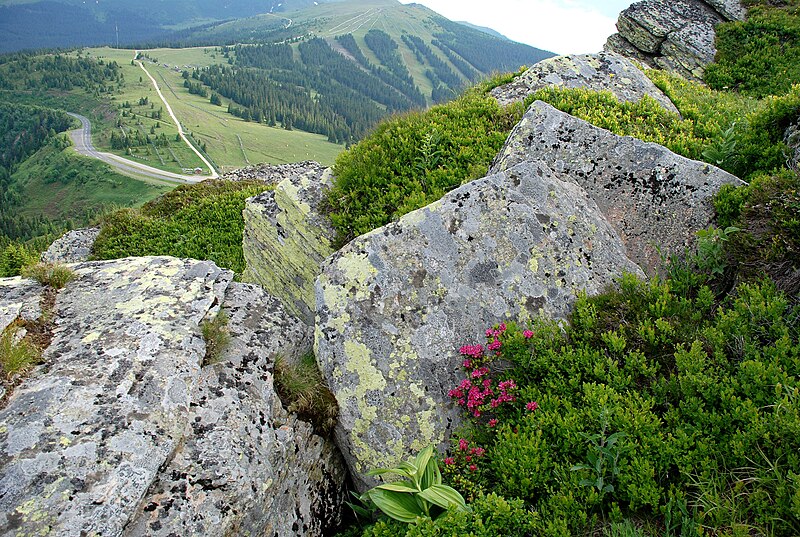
(605, 0), (746, 81)
(491, 51), (679, 114)
(490, 101), (744, 272)
(242, 161), (335, 324)
(0, 256), (346, 537)
(40, 226), (100, 264)
(315, 160), (643, 491)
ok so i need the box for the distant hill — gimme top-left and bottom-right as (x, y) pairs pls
(457, 21), (509, 40)
(0, 0), (344, 52)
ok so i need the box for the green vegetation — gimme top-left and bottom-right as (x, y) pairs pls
(352, 445), (468, 524)
(326, 78), (525, 244)
(705, 0), (800, 97)
(201, 311), (230, 366)
(0, 241), (39, 278)
(21, 263), (75, 289)
(92, 180), (269, 274)
(273, 353), (339, 435)
(0, 325), (41, 381)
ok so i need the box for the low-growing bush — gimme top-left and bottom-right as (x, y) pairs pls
(92, 180), (269, 273)
(0, 325), (41, 380)
(705, 0), (800, 98)
(431, 274), (800, 536)
(326, 84), (524, 245)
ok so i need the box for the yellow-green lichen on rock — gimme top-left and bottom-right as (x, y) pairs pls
(315, 158), (643, 492)
(242, 162), (335, 324)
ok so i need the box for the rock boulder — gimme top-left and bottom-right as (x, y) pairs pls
(491, 101), (744, 272)
(605, 0), (746, 81)
(40, 227), (100, 264)
(315, 160), (643, 491)
(491, 51), (679, 114)
(0, 256), (346, 536)
(242, 162), (335, 324)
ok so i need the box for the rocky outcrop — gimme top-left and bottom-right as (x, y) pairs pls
(315, 160), (643, 491)
(490, 101), (744, 272)
(0, 256), (346, 536)
(605, 0), (747, 81)
(242, 161), (335, 324)
(223, 160), (326, 183)
(491, 51), (679, 114)
(40, 227), (100, 264)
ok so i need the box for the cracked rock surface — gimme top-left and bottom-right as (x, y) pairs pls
(491, 51), (678, 114)
(0, 256), (346, 537)
(491, 101), (744, 272)
(605, 0), (746, 81)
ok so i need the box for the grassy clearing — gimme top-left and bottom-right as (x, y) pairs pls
(83, 47), (344, 172)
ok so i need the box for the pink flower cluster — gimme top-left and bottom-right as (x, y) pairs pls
(444, 438), (487, 472)
(449, 333), (518, 418)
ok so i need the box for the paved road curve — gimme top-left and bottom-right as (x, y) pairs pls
(67, 113), (209, 184)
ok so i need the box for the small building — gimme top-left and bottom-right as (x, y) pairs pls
(194, 167), (203, 175)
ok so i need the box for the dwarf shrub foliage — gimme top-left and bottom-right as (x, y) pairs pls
(92, 180), (269, 273)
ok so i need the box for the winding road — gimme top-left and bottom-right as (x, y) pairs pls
(67, 113), (208, 184)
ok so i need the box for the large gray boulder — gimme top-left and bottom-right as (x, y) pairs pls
(491, 101), (744, 272)
(315, 160), (643, 491)
(0, 256), (346, 536)
(40, 227), (100, 264)
(242, 162), (335, 324)
(491, 51), (679, 114)
(605, 0), (747, 81)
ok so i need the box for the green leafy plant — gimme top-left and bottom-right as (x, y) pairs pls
(571, 416), (628, 501)
(695, 225), (740, 276)
(201, 311), (230, 366)
(701, 122), (740, 168)
(358, 445), (468, 523)
(21, 262), (75, 289)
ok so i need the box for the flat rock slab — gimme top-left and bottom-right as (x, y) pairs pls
(316, 160), (642, 491)
(0, 257), (233, 536)
(491, 51), (678, 115)
(0, 277), (43, 334)
(491, 101), (744, 272)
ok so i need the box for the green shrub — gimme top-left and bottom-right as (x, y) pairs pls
(326, 88), (524, 245)
(21, 262), (75, 289)
(92, 180), (269, 273)
(705, 1), (800, 98)
(273, 352), (339, 435)
(0, 242), (39, 277)
(432, 276), (800, 536)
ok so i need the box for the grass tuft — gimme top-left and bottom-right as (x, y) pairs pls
(201, 311), (230, 366)
(21, 262), (75, 289)
(273, 352), (338, 435)
(0, 325), (42, 381)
